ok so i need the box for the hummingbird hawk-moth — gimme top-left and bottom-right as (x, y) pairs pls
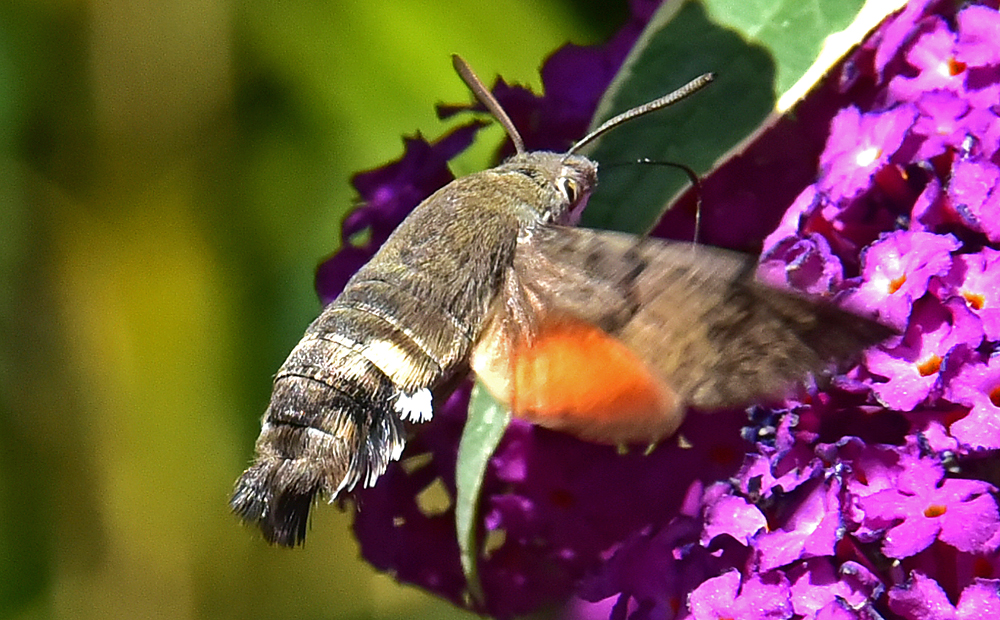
(231, 56), (893, 546)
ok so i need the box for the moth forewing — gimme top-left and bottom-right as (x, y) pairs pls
(474, 225), (894, 445)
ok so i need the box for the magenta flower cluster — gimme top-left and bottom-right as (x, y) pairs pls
(315, 0), (1000, 618)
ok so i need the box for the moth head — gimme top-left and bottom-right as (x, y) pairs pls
(451, 55), (713, 225)
(556, 156), (597, 225)
(501, 151), (598, 225)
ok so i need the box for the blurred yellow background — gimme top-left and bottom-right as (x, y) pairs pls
(0, 1), (626, 618)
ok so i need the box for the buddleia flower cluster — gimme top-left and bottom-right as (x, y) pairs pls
(315, 0), (1000, 617)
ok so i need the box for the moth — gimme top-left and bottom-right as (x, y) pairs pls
(232, 56), (893, 546)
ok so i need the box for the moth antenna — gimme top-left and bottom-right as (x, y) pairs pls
(567, 72), (715, 156)
(452, 55), (526, 155)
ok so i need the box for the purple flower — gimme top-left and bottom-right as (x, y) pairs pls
(687, 570), (793, 620)
(933, 247), (1000, 340)
(854, 454), (1000, 558)
(758, 233), (845, 297)
(351, 385), (471, 609)
(911, 90), (972, 162)
(911, 177), (948, 233)
(943, 354), (1000, 450)
(787, 558), (883, 618)
(887, 16), (967, 104)
(869, 0), (941, 80)
(761, 186), (821, 256)
(840, 441), (905, 507)
(881, 4), (1000, 113)
(734, 437), (825, 503)
(963, 108), (1000, 161)
(701, 484), (767, 547)
(902, 407), (961, 454)
(953, 579), (1000, 617)
(439, 0), (661, 158)
(889, 572), (1000, 620)
(576, 512), (743, 620)
(865, 296), (984, 410)
(954, 5), (1000, 67)
(841, 230), (960, 332)
(817, 104), (918, 205)
(754, 477), (844, 572)
(472, 408), (748, 617)
(947, 158), (1000, 244)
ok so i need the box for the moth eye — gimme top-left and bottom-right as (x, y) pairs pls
(558, 177), (579, 204)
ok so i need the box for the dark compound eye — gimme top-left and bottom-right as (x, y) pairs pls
(558, 177), (579, 204)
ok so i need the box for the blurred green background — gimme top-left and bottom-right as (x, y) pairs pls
(0, 1), (627, 618)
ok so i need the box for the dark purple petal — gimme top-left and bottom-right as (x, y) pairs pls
(474, 409), (749, 617)
(560, 595), (620, 620)
(351, 385), (471, 609)
(315, 123), (484, 303)
(315, 245), (376, 305)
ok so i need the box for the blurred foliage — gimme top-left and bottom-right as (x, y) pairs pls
(0, 0), (626, 618)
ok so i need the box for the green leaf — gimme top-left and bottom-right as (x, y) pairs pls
(455, 381), (512, 604)
(580, 0), (903, 235)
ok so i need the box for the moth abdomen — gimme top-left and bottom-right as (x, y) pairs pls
(335, 278), (476, 378)
(231, 404), (356, 546)
(231, 346), (404, 545)
(232, 287), (473, 546)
